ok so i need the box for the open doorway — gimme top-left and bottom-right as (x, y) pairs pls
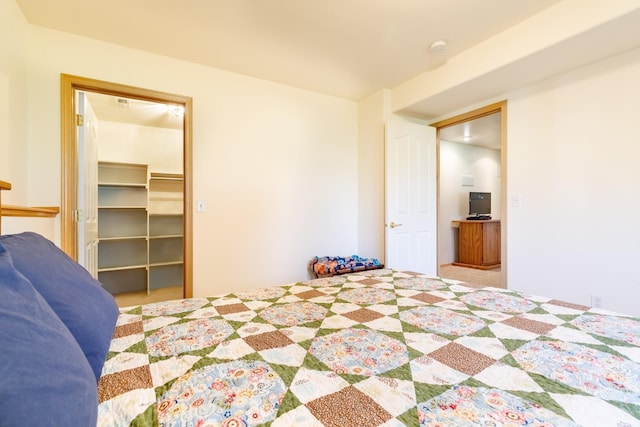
(60, 74), (193, 299)
(432, 101), (507, 288)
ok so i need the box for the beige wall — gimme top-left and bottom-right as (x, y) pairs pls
(0, 0), (28, 206)
(4, 2), (640, 315)
(8, 18), (358, 296)
(356, 89), (390, 262)
(505, 47), (640, 315)
(0, 0), (57, 235)
(98, 121), (183, 174)
(364, 44), (640, 316)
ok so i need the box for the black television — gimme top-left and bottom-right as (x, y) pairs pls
(467, 192), (491, 220)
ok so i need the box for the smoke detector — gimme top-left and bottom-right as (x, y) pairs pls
(430, 40), (448, 53)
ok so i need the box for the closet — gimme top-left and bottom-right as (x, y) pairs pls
(97, 163), (184, 295)
(97, 162), (148, 294)
(87, 92), (184, 296)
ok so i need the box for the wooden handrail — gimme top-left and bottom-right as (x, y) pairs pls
(1, 180), (59, 223)
(1, 205), (60, 217)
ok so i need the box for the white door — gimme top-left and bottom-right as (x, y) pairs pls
(76, 91), (99, 278)
(385, 114), (437, 275)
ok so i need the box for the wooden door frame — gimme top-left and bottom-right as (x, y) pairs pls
(60, 74), (193, 298)
(430, 100), (508, 287)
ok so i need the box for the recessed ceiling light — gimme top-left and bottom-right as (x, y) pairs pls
(165, 104), (184, 117)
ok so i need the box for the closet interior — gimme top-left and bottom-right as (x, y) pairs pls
(87, 92), (184, 296)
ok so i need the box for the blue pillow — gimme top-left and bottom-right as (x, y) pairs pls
(0, 242), (97, 426)
(0, 232), (119, 381)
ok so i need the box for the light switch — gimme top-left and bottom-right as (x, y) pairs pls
(196, 200), (206, 212)
(511, 194), (522, 207)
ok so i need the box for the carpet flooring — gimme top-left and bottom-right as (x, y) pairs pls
(114, 285), (183, 308)
(439, 264), (503, 288)
(113, 267), (502, 308)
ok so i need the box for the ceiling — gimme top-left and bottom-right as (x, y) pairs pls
(84, 92), (184, 130)
(17, 0), (562, 102)
(21, 1), (638, 148)
(18, 0), (564, 144)
(439, 113), (501, 150)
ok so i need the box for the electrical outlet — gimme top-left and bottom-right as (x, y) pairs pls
(591, 294), (603, 308)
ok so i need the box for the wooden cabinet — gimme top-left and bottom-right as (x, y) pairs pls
(453, 220), (500, 270)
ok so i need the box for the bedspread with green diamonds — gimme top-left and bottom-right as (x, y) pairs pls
(97, 269), (640, 426)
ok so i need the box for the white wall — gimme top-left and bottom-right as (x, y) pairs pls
(357, 89), (389, 263)
(0, 0), (28, 207)
(5, 3), (640, 316)
(506, 47), (640, 316)
(20, 24), (358, 296)
(98, 121), (183, 174)
(439, 141), (501, 265)
(0, 1), (58, 237)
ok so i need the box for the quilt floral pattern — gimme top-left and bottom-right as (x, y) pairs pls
(308, 327), (409, 376)
(157, 360), (286, 426)
(418, 386), (578, 426)
(98, 270), (640, 426)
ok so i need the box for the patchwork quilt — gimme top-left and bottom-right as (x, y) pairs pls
(97, 270), (640, 426)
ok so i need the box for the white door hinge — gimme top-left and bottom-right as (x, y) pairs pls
(74, 210), (83, 222)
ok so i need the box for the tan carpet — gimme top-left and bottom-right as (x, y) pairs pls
(439, 264), (503, 288)
(114, 286), (183, 308)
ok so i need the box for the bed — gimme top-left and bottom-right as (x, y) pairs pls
(1, 185), (640, 426)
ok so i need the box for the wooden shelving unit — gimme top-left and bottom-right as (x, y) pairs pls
(148, 172), (184, 291)
(97, 162), (149, 294)
(96, 163), (184, 295)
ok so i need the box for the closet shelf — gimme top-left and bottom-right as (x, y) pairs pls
(149, 260), (184, 268)
(98, 206), (147, 209)
(98, 264), (147, 273)
(98, 182), (147, 188)
(149, 234), (183, 239)
(99, 235), (147, 241)
(150, 172), (183, 181)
